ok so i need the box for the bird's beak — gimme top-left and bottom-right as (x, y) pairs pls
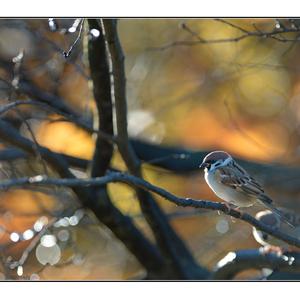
(199, 162), (209, 170)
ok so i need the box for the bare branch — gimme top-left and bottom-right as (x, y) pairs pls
(0, 118), (166, 278)
(18, 79), (80, 117)
(131, 139), (300, 194)
(63, 19), (85, 58)
(8, 217), (58, 270)
(214, 18), (250, 34)
(2, 171), (300, 249)
(0, 147), (88, 170)
(88, 19), (115, 177)
(84, 19), (169, 278)
(0, 99), (115, 143)
(102, 19), (140, 174)
(102, 19), (208, 279)
(180, 22), (206, 42)
(150, 20), (300, 51)
(0, 118), (74, 180)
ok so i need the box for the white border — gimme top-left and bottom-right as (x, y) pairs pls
(1, 282), (298, 299)
(0, 0), (299, 17)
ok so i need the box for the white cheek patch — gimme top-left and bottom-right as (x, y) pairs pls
(221, 157), (232, 167)
(210, 157), (232, 171)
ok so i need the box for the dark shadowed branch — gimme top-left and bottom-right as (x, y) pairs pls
(18, 79), (79, 117)
(0, 118), (74, 180)
(3, 137), (300, 194)
(87, 18), (166, 278)
(131, 139), (300, 193)
(0, 115), (166, 279)
(211, 249), (300, 280)
(88, 19), (115, 177)
(102, 18), (209, 279)
(0, 99), (114, 142)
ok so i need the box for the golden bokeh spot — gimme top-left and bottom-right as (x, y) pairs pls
(35, 116), (95, 160)
(0, 189), (56, 214)
(237, 69), (290, 117)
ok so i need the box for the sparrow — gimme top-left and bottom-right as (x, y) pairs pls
(253, 209), (300, 249)
(199, 151), (293, 227)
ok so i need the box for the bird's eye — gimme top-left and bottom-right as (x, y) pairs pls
(262, 233), (269, 241)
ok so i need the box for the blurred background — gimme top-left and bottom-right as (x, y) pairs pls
(0, 18), (300, 280)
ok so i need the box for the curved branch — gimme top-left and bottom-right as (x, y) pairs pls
(1, 170), (300, 249)
(211, 249), (300, 280)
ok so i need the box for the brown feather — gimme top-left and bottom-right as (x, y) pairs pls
(216, 160), (265, 197)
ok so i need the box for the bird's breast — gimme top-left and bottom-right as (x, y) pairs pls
(204, 169), (254, 207)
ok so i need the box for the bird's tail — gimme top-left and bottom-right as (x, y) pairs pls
(257, 194), (295, 228)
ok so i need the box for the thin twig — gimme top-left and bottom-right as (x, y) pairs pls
(150, 21), (300, 51)
(180, 22), (206, 42)
(214, 19), (250, 34)
(63, 19), (85, 58)
(8, 217), (57, 270)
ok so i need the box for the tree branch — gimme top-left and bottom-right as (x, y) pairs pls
(0, 117), (166, 278)
(0, 147), (88, 169)
(4, 136), (300, 194)
(0, 118), (74, 180)
(18, 78), (79, 117)
(102, 18), (208, 279)
(80, 19), (166, 278)
(88, 19), (115, 177)
(211, 249), (300, 280)
(150, 20), (300, 51)
(131, 139), (300, 194)
(1, 171), (300, 249)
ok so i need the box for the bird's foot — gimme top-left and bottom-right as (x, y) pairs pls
(223, 203), (243, 219)
(223, 202), (236, 213)
(261, 245), (284, 256)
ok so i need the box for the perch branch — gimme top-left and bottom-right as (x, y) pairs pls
(1, 171), (300, 249)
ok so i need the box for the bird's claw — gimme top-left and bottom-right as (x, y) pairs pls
(260, 245), (284, 256)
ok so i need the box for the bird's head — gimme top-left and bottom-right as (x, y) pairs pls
(199, 151), (232, 171)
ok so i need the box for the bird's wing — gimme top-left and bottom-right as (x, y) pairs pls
(216, 162), (296, 227)
(280, 208), (300, 227)
(215, 161), (266, 198)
